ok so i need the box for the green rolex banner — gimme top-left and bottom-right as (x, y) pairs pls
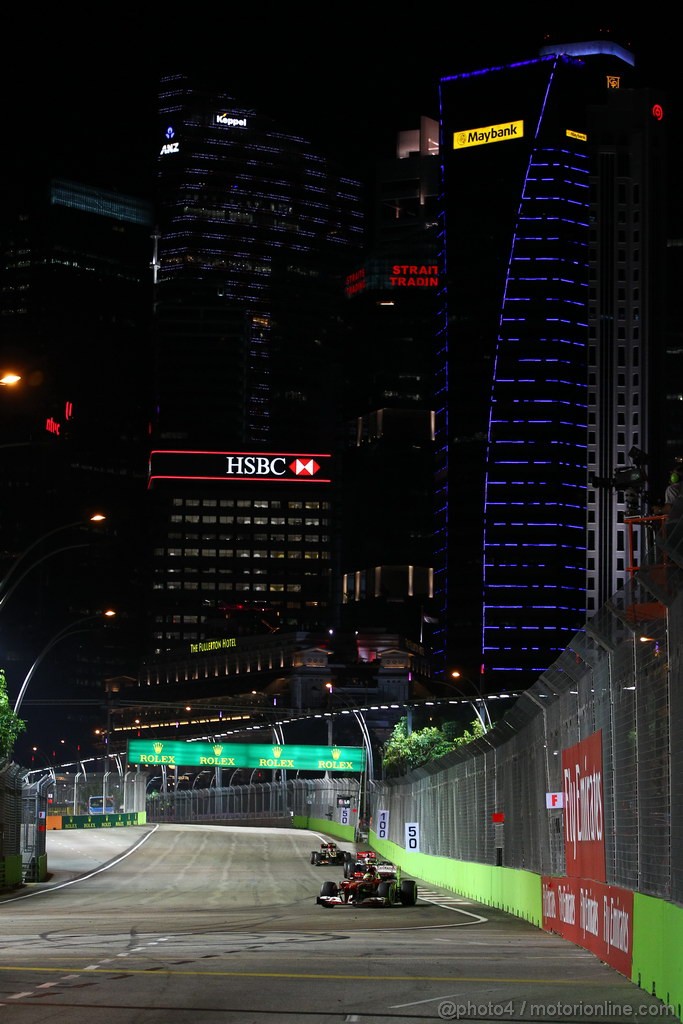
(127, 738), (366, 772)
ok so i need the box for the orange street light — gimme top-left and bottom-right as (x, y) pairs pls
(0, 373), (21, 386)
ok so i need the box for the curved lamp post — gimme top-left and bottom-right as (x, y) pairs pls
(324, 684), (374, 830)
(13, 609), (116, 716)
(0, 514), (106, 612)
(446, 670), (493, 729)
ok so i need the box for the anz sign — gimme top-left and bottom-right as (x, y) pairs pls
(160, 125), (179, 157)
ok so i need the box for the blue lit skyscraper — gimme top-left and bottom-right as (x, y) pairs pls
(434, 39), (667, 688)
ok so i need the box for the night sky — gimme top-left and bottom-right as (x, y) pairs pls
(7, 12), (680, 196)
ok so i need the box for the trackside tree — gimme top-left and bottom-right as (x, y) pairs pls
(0, 668), (26, 762)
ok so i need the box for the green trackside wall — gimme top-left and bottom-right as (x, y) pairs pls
(0, 854), (23, 891)
(292, 815), (356, 844)
(370, 831), (542, 925)
(632, 893), (683, 1018)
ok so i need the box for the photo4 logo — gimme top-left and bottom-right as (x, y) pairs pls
(148, 450), (332, 487)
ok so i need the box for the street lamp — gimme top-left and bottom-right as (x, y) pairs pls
(446, 670), (493, 729)
(0, 373), (21, 386)
(0, 513), (107, 613)
(325, 685), (374, 833)
(13, 609), (116, 716)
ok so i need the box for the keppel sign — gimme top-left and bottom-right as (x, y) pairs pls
(127, 739), (366, 772)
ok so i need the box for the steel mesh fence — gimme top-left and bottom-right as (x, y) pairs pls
(369, 530), (683, 905)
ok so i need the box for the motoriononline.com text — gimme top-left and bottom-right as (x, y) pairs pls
(437, 999), (677, 1019)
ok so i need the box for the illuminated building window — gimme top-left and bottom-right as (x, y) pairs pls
(304, 551), (320, 560)
(270, 584), (285, 592)
(271, 550), (285, 559)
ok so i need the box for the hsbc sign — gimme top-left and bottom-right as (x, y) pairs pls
(225, 455), (321, 477)
(148, 450), (331, 486)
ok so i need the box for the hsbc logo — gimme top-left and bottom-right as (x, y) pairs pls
(225, 456), (321, 478)
(291, 458), (320, 476)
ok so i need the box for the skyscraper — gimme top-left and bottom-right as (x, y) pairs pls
(434, 38), (667, 688)
(338, 118), (440, 638)
(148, 73), (364, 652)
(0, 178), (155, 757)
(153, 72), (364, 448)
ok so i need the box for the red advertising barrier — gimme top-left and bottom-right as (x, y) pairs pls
(563, 730), (606, 881)
(542, 876), (634, 978)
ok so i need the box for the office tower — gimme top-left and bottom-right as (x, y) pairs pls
(434, 39), (667, 688)
(0, 178), (155, 756)
(149, 74), (364, 652)
(338, 118), (440, 640)
(153, 72), (364, 448)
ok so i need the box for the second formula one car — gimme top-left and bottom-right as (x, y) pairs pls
(316, 863), (418, 908)
(310, 841), (353, 866)
(343, 850), (378, 878)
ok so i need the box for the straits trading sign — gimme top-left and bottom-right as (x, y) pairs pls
(345, 262), (439, 298)
(127, 739), (366, 772)
(453, 119), (524, 150)
(148, 450), (332, 487)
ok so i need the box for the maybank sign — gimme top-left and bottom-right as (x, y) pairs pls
(454, 120), (524, 150)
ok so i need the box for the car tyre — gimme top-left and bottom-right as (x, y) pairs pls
(400, 879), (418, 906)
(320, 880), (338, 897)
(376, 881), (392, 900)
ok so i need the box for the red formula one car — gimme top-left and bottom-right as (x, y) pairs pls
(343, 850), (377, 878)
(316, 862), (418, 908)
(310, 841), (353, 866)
